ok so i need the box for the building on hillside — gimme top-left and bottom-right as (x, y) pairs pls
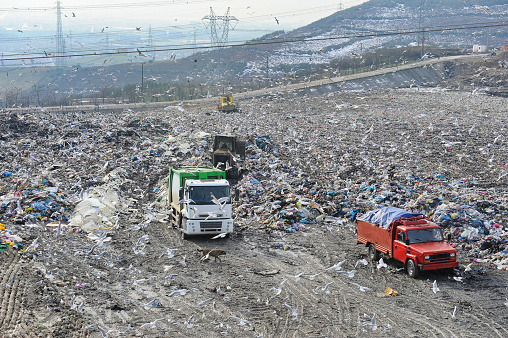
(473, 45), (488, 53)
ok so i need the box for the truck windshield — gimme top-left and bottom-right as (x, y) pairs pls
(215, 137), (234, 152)
(406, 228), (443, 243)
(189, 186), (230, 205)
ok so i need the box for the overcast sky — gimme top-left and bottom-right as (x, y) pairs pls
(0, 0), (367, 33)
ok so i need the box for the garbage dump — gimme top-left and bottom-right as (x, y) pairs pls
(0, 89), (507, 337)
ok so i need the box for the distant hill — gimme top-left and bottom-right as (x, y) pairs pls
(0, 0), (506, 106)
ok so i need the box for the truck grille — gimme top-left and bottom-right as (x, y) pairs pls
(200, 221), (223, 229)
(428, 253), (452, 262)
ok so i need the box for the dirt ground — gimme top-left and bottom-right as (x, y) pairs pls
(1, 86), (508, 337)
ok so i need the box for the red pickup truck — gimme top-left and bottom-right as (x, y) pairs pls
(356, 207), (458, 278)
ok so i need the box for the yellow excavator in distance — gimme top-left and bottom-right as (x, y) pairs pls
(217, 95), (239, 112)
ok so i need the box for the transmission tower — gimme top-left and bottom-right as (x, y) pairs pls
(56, 0), (66, 67)
(202, 7), (238, 48)
(202, 8), (238, 94)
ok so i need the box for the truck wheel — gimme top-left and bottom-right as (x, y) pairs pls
(181, 231), (188, 240)
(171, 214), (180, 229)
(406, 259), (419, 278)
(368, 243), (380, 261)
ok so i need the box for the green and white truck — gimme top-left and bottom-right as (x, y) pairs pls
(168, 166), (233, 239)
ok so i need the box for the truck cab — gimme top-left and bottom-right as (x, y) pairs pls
(356, 207), (457, 278)
(391, 220), (457, 277)
(169, 166), (234, 238)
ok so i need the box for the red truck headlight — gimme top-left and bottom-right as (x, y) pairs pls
(450, 252), (456, 257)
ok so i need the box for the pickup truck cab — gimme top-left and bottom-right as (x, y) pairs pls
(356, 207), (457, 278)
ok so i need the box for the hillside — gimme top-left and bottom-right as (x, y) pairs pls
(0, 0), (506, 106)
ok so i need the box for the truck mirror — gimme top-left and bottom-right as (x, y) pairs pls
(234, 188), (239, 201)
(179, 188), (184, 201)
(447, 233), (451, 241)
(405, 239), (410, 245)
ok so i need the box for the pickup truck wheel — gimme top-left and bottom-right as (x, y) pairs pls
(368, 244), (380, 261)
(406, 259), (419, 278)
(180, 231), (188, 240)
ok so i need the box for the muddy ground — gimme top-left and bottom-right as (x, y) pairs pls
(1, 87), (508, 338)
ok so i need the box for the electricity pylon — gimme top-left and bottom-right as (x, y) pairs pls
(202, 7), (238, 95)
(202, 7), (238, 48)
(56, 0), (66, 67)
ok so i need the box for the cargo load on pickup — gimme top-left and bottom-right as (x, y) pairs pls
(356, 207), (458, 278)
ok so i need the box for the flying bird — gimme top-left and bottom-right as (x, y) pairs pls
(288, 272), (303, 282)
(72, 12), (76, 17)
(377, 258), (388, 269)
(350, 282), (371, 292)
(322, 282), (333, 294)
(198, 298), (213, 306)
(432, 280), (440, 293)
(168, 289), (188, 297)
(274, 17), (279, 25)
(355, 259), (368, 268)
(326, 260), (345, 271)
(160, 248), (177, 258)
(230, 316), (250, 326)
(471, 5), (491, 15)
(283, 303), (298, 320)
(337, 269), (356, 278)
(445, 306), (457, 319)
(140, 318), (164, 329)
(136, 27), (141, 31)
(211, 232), (227, 239)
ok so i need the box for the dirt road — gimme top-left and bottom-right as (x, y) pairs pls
(2, 218), (507, 337)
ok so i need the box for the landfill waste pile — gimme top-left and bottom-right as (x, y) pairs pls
(0, 88), (507, 337)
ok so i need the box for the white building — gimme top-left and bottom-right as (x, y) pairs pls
(473, 45), (488, 53)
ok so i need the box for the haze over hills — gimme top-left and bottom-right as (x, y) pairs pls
(0, 0), (506, 107)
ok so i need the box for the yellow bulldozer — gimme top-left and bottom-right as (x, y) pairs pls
(212, 134), (246, 179)
(217, 95), (239, 112)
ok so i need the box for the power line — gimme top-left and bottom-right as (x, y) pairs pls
(2, 20), (506, 58)
(0, 21), (506, 62)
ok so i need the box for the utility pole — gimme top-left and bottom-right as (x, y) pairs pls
(141, 63), (144, 103)
(418, 0), (427, 58)
(338, 2), (344, 11)
(266, 55), (269, 87)
(56, 0), (66, 67)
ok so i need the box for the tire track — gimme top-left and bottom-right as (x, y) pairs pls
(356, 289), (458, 337)
(0, 252), (22, 330)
